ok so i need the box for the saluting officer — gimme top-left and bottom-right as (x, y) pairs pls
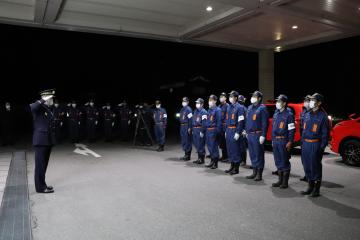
(245, 91), (269, 181)
(179, 97), (193, 161)
(30, 89), (56, 193)
(271, 95), (295, 189)
(67, 100), (82, 143)
(224, 91), (246, 175)
(103, 103), (116, 142)
(300, 93), (329, 197)
(204, 95), (222, 169)
(85, 99), (99, 142)
(153, 100), (167, 152)
(192, 98), (207, 164)
(219, 92), (229, 162)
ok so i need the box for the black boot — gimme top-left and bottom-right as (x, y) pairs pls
(310, 181), (321, 197)
(180, 152), (191, 161)
(225, 162), (234, 173)
(239, 161), (246, 167)
(205, 158), (215, 168)
(230, 162), (240, 175)
(272, 170), (279, 175)
(272, 170), (283, 187)
(246, 168), (257, 179)
(198, 155), (205, 164)
(193, 154), (201, 164)
(254, 168), (263, 181)
(301, 181), (315, 195)
(157, 145), (164, 152)
(210, 158), (218, 169)
(280, 171), (290, 189)
(300, 176), (307, 182)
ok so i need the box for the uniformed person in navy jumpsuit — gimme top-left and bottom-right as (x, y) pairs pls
(30, 89), (56, 193)
(219, 92), (229, 162)
(179, 97), (193, 161)
(299, 95), (311, 182)
(192, 98), (207, 164)
(67, 101), (82, 143)
(103, 103), (116, 142)
(245, 91), (269, 181)
(271, 95), (295, 189)
(153, 100), (167, 152)
(301, 93), (329, 197)
(52, 99), (65, 144)
(238, 95), (248, 167)
(204, 95), (222, 169)
(224, 91), (246, 175)
(85, 100), (99, 142)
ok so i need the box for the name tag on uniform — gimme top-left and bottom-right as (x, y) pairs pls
(252, 114), (257, 121)
(279, 121), (284, 129)
(202, 115), (207, 120)
(231, 113), (235, 120)
(288, 123), (295, 130)
(238, 115), (244, 122)
(210, 115), (213, 121)
(187, 113), (193, 119)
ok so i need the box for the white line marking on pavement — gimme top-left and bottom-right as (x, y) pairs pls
(74, 144), (101, 158)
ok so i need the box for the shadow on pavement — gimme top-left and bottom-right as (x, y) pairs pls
(232, 176), (267, 186)
(310, 196), (360, 219)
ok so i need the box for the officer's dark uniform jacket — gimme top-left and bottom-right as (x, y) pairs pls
(30, 99), (55, 146)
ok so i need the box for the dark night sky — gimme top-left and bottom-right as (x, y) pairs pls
(0, 23), (359, 119)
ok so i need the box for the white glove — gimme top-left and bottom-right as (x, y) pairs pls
(95, 121), (98, 125)
(242, 130), (247, 137)
(259, 136), (265, 144)
(60, 122), (63, 126)
(128, 120), (131, 125)
(78, 121), (81, 125)
(112, 122), (115, 127)
(200, 132), (204, 138)
(42, 95), (53, 101)
(234, 133), (240, 141)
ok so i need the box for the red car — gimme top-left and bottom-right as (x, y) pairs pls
(330, 113), (360, 166)
(264, 103), (303, 145)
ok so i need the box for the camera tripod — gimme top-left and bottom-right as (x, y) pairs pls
(133, 108), (154, 146)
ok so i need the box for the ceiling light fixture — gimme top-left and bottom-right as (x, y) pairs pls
(292, 25), (298, 29)
(206, 6), (213, 12)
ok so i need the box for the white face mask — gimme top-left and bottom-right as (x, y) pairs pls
(54, 103), (59, 108)
(106, 106), (111, 110)
(182, 101), (188, 107)
(208, 101), (215, 108)
(304, 101), (310, 109)
(229, 97), (236, 104)
(90, 102), (94, 107)
(156, 104), (161, 109)
(220, 97), (226, 103)
(251, 97), (258, 104)
(5, 105), (10, 110)
(276, 102), (283, 110)
(309, 100), (316, 109)
(196, 103), (201, 109)
(72, 104), (76, 108)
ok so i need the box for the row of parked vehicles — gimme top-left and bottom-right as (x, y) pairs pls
(264, 103), (360, 167)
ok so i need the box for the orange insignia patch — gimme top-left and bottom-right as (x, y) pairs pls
(312, 124), (318, 132)
(279, 121), (284, 129)
(252, 114), (257, 121)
